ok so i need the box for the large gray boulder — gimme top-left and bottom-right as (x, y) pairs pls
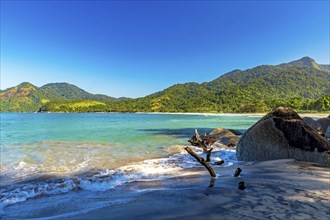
(237, 107), (330, 167)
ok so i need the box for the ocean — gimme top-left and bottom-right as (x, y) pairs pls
(0, 113), (260, 219)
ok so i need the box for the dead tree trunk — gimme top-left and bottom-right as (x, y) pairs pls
(194, 129), (200, 142)
(206, 148), (213, 162)
(185, 146), (216, 178)
(209, 177), (216, 187)
(188, 129), (209, 151)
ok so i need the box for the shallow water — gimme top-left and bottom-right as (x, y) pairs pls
(0, 112), (260, 218)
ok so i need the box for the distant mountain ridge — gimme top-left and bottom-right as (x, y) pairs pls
(1, 56), (330, 112)
(0, 82), (117, 112)
(39, 83), (116, 102)
(104, 56), (330, 113)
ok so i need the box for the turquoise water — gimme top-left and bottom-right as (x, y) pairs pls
(0, 112), (260, 216)
(1, 113), (259, 169)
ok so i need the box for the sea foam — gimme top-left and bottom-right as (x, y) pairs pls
(0, 145), (237, 208)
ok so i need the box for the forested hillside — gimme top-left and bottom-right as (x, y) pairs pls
(0, 82), (117, 112)
(1, 57), (330, 113)
(99, 57), (330, 113)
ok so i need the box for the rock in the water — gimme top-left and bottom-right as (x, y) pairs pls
(209, 128), (239, 147)
(316, 118), (330, 133)
(237, 107), (330, 167)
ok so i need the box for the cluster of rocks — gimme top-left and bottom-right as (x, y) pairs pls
(303, 115), (330, 140)
(237, 107), (330, 167)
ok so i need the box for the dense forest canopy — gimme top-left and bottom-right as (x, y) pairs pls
(1, 57), (330, 113)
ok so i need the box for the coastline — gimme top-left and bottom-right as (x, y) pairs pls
(1, 111), (329, 219)
(4, 159), (329, 219)
(66, 160), (330, 219)
(145, 112), (329, 119)
(3, 111), (328, 119)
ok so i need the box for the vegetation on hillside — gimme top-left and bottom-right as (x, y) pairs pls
(38, 100), (109, 112)
(1, 57), (330, 113)
(38, 93), (330, 113)
(0, 82), (117, 112)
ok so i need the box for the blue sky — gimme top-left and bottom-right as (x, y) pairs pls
(1, 1), (329, 98)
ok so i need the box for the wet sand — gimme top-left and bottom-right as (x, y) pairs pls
(67, 159), (330, 220)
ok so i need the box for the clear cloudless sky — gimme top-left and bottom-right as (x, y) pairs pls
(1, 0), (329, 98)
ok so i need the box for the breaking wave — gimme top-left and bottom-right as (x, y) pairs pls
(0, 145), (237, 210)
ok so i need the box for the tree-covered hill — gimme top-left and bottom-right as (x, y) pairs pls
(39, 83), (117, 103)
(102, 57), (330, 113)
(1, 56), (330, 113)
(0, 82), (117, 112)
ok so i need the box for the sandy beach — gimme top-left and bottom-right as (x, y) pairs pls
(139, 112), (329, 119)
(1, 112), (329, 220)
(61, 159), (330, 220)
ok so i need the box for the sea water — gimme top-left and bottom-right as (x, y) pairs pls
(0, 113), (260, 218)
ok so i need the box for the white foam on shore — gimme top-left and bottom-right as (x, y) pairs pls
(0, 145), (237, 209)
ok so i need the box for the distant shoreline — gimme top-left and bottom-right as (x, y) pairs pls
(139, 112), (329, 119)
(298, 113), (329, 119)
(1, 111), (328, 119)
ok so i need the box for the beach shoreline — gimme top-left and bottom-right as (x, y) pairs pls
(3, 159), (329, 219)
(137, 112), (329, 119)
(67, 159), (330, 220)
(1, 112), (329, 219)
(7, 111), (327, 119)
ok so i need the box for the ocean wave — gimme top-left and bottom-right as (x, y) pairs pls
(0, 145), (237, 209)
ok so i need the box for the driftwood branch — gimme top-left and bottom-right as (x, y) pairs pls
(209, 177), (216, 187)
(202, 133), (216, 146)
(188, 130), (204, 150)
(185, 146), (216, 178)
(188, 129), (214, 152)
(206, 148), (213, 162)
(195, 129), (200, 142)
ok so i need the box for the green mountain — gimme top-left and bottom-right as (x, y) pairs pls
(39, 83), (117, 102)
(285, 56), (321, 69)
(0, 82), (116, 112)
(1, 56), (330, 113)
(102, 56), (330, 113)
